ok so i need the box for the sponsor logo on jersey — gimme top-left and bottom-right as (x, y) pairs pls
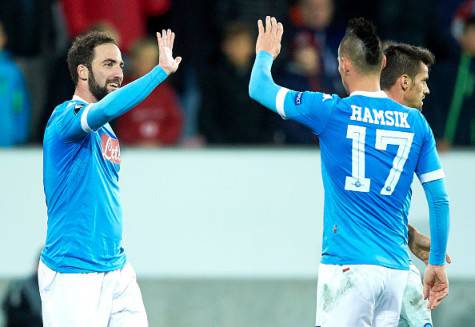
(295, 92), (303, 105)
(101, 134), (121, 164)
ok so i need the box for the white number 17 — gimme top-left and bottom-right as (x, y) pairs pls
(344, 125), (414, 195)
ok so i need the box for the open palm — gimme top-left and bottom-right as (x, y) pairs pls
(157, 29), (182, 75)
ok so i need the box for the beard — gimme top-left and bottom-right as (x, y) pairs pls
(88, 69), (121, 101)
(88, 70), (109, 101)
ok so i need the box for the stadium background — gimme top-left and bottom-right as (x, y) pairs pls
(0, 0), (474, 326)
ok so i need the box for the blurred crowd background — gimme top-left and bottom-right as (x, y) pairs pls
(1, 0), (475, 149)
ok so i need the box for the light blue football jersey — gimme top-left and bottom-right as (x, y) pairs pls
(41, 96), (126, 273)
(278, 89), (444, 270)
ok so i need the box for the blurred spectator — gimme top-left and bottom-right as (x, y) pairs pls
(198, 22), (277, 145)
(275, 33), (336, 144)
(286, 0), (345, 95)
(2, 255), (42, 327)
(215, 0), (288, 30)
(0, 0), (66, 143)
(0, 21), (31, 147)
(425, 15), (475, 148)
(60, 0), (170, 51)
(114, 38), (183, 146)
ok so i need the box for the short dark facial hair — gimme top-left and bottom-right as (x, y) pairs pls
(88, 66), (109, 101)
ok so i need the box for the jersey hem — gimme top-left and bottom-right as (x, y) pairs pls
(321, 256), (409, 270)
(40, 254), (127, 273)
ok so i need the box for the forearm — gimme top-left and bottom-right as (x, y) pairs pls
(86, 65), (168, 130)
(423, 179), (450, 265)
(249, 51), (282, 114)
(407, 224), (416, 245)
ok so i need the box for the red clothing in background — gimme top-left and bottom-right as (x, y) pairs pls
(114, 82), (183, 146)
(60, 0), (170, 51)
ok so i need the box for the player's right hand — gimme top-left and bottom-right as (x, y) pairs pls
(157, 29), (182, 75)
(256, 16), (284, 59)
(423, 264), (449, 310)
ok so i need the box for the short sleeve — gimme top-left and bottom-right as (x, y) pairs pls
(416, 113), (445, 183)
(277, 89), (338, 135)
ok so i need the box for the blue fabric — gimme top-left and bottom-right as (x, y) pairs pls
(61, 65), (168, 140)
(0, 51), (30, 146)
(41, 65), (168, 272)
(249, 52), (447, 270)
(422, 179), (450, 265)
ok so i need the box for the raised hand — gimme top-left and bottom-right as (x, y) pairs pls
(256, 16), (284, 59)
(423, 265), (449, 310)
(156, 29), (182, 75)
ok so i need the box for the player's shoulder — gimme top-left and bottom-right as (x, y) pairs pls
(299, 91), (342, 107)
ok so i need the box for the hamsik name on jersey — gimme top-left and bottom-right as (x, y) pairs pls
(350, 105), (411, 128)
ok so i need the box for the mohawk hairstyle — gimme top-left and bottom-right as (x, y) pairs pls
(339, 17), (383, 73)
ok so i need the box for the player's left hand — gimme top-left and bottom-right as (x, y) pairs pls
(408, 227), (451, 265)
(423, 264), (449, 310)
(156, 29), (182, 75)
(256, 16), (284, 59)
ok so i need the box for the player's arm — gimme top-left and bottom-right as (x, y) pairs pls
(408, 224), (451, 265)
(248, 16), (335, 134)
(415, 115), (450, 309)
(61, 30), (182, 140)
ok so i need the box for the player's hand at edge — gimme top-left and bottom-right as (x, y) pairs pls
(256, 16), (284, 60)
(156, 29), (182, 75)
(423, 264), (449, 310)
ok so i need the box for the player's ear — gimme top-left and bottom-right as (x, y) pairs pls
(340, 56), (351, 74)
(400, 74), (410, 92)
(381, 54), (387, 70)
(77, 64), (89, 81)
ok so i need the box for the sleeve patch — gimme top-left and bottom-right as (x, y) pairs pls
(295, 92), (303, 105)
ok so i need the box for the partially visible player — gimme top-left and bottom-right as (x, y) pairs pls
(381, 42), (452, 327)
(249, 17), (450, 326)
(39, 30), (181, 326)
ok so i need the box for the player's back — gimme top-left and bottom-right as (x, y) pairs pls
(317, 91), (435, 270)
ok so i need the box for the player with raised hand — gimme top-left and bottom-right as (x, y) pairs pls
(39, 29), (180, 326)
(249, 16), (450, 326)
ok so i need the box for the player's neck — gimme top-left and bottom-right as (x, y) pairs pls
(384, 87), (405, 105)
(74, 84), (98, 103)
(347, 75), (381, 94)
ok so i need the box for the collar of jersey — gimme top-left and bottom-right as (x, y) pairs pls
(350, 90), (388, 98)
(72, 95), (89, 103)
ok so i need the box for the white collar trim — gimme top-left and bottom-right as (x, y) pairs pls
(350, 90), (388, 98)
(72, 95), (89, 103)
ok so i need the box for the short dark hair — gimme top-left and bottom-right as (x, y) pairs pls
(339, 17), (383, 73)
(380, 42), (435, 90)
(67, 31), (117, 84)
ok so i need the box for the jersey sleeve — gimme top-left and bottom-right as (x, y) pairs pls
(278, 89), (338, 134)
(52, 101), (91, 141)
(249, 50), (337, 135)
(415, 113), (445, 183)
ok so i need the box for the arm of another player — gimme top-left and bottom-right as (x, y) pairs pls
(83, 29), (182, 132)
(408, 224), (451, 265)
(248, 16), (335, 134)
(421, 179), (450, 310)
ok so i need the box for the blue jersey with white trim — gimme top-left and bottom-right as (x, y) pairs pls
(279, 90), (444, 270)
(41, 97), (125, 273)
